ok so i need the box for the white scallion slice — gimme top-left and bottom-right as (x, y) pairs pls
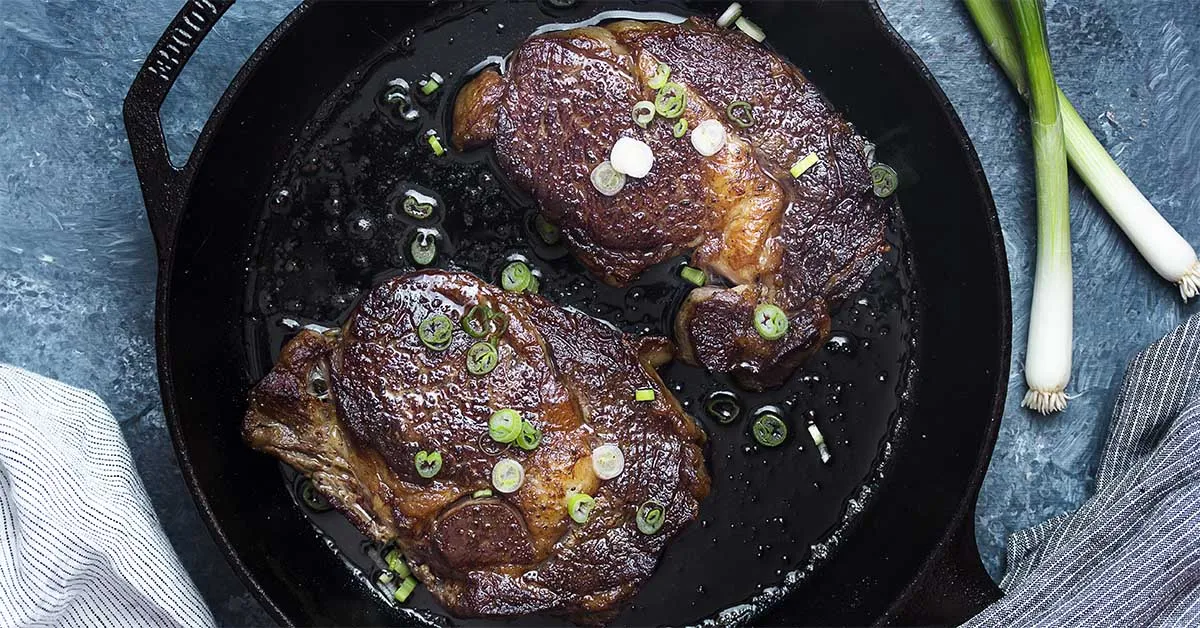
(491, 458), (525, 493)
(590, 161), (626, 196)
(717, 2), (743, 28)
(610, 137), (654, 178)
(591, 444), (625, 480)
(690, 120), (727, 157)
(735, 17), (765, 42)
(807, 422), (832, 464)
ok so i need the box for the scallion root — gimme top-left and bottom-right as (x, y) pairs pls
(1022, 388), (1068, 415)
(1179, 261), (1200, 301)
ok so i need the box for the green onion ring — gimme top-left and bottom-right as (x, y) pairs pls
(704, 391), (742, 424)
(672, 118), (688, 139)
(467, 341), (499, 375)
(402, 195), (434, 219)
(726, 101), (755, 127)
(752, 412), (788, 447)
(636, 500), (666, 534)
(501, 261), (533, 292)
(647, 62), (671, 90)
(414, 450), (443, 478)
(410, 230), (437, 265)
(298, 477), (332, 512)
(488, 408), (523, 443)
(417, 314), (453, 350)
(632, 100), (656, 128)
(477, 431), (508, 456)
(566, 493), (596, 523)
(535, 215), (562, 245)
(752, 303), (789, 340)
(462, 305), (492, 338)
(870, 163), (899, 197)
(654, 82), (687, 118)
(516, 421), (543, 450)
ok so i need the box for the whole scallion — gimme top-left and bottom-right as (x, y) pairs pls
(965, 0), (1200, 300)
(1011, 0), (1072, 415)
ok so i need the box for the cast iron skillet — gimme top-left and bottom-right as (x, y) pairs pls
(125, 0), (1010, 625)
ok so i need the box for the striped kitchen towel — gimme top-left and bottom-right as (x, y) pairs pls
(966, 312), (1200, 627)
(0, 365), (214, 628)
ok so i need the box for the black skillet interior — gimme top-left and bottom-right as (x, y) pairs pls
(126, 1), (1008, 626)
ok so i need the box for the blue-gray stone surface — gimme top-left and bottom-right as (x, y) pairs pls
(0, 0), (1197, 624)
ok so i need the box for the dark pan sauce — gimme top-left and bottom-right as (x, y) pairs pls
(244, 2), (919, 625)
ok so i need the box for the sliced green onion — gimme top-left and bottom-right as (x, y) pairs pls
(489, 408), (523, 443)
(467, 341), (499, 375)
(414, 450), (443, 478)
(648, 62), (671, 90)
(726, 101), (754, 128)
(393, 575), (418, 603)
(501, 261), (533, 292)
(591, 444), (625, 480)
(691, 119), (727, 156)
(870, 163), (898, 197)
(679, 264), (706, 286)
(417, 314), (453, 350)
(654, 82), (687, 118)
(420, 77), (441, 95)
(717, 3), (743, 28)
(752, 303), (788, 340)
(426, 130), (445, 156)
(636, 500), (666, 535)
(752, 412), (788, 447)
(807, 422), (832, 463)
(517, 421), (543, 450)
(635, 388), (656, 402)
(410, 230), (437, 266)
(535, 215), (562, 245)
(527, 274), (540, 294)
(299, 478), (332, 512)
(610, 136), (654, 179)
(472, 488), (494, 499)
(402, 194), (435, 219)
(377, 570), (394, 585)
(491, 458), (525, 493)
(790, 152), (819, 178)
(632, 100), (656, 128)
(672, 118), (689, 139)
(566, 493), (596, 524)
(462, 304), (505, 339)
(704, 391), (742, 425)
(590, 161), (626, 196)
(385, 549), (410, 577)
(735, 17), (765, 42)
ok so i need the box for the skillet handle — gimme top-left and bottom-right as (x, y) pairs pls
(883, 507), (1002, 625)
(123, 0), (236, 259)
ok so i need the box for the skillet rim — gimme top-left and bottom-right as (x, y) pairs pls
(143, 1), (1011, 625)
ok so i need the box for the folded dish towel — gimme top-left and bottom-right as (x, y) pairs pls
(0, 365), (214, 628)
(966, 312), (1200, 627)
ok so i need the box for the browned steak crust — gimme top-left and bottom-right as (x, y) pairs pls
(453, 18), (890, 389)
(243, 270), (709, 623)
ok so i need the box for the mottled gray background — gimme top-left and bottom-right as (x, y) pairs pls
(1, 0), (1197, 625)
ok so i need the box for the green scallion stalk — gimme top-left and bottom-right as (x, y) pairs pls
(965, 0), (1200, 300)
(1011, 0), (1072, 415)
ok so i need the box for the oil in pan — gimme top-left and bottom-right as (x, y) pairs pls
(244, 1), (920, 625)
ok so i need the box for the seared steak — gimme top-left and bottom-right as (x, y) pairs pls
(243, 270), (709, 623)
(453, 18), (890, 389)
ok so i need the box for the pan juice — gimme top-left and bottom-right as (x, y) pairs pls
(243, 2), (919, 625)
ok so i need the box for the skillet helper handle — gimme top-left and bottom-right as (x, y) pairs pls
(123, 0), (236, 258)
(885, 508), (1002, 625)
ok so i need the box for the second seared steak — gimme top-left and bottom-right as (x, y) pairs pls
(453, 18), (891, 389)
(244, 270), (709, 623)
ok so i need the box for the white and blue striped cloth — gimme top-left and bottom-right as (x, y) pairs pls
(968, 312), (1200, 627)
(2, 313), (1200, 627)
(0, 365), (213, 628)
